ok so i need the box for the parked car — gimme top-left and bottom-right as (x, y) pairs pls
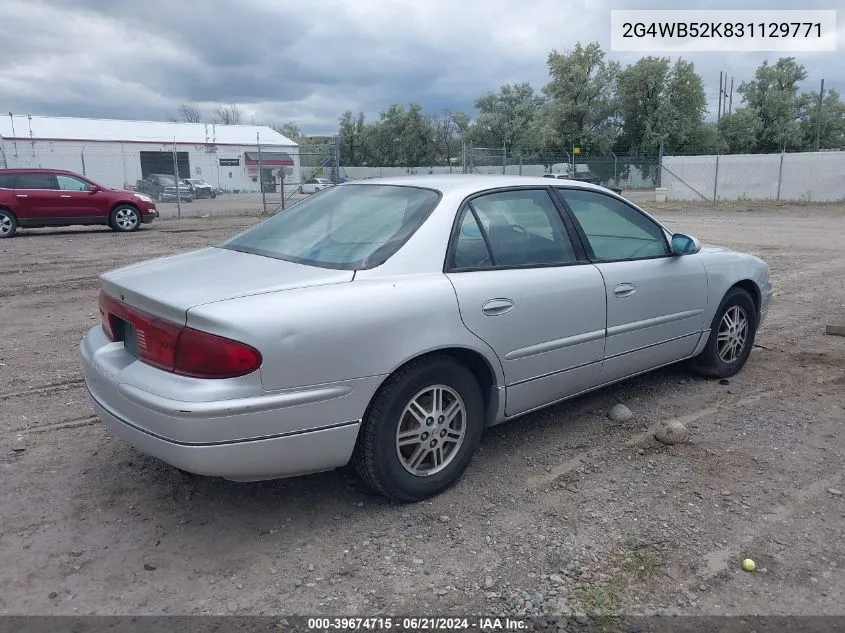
(0, 168), (159, 237)
(300, 177), (333, 194)
(81, 176), (772, 502)
(135, 174), (193, 202)
(182, 179), (217, 199)
(571, 171), (601, 185)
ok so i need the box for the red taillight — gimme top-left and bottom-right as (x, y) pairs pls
(174, 327), (262, 379)
(99, 292), (116, 340)
(97, 290), (261, 379)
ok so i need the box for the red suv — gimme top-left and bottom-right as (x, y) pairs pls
(0, 168), (159, 238)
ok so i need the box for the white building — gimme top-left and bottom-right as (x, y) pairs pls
(0, 115), (299, 193)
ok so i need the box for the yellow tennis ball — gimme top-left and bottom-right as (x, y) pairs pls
(742, 558), (756, 572)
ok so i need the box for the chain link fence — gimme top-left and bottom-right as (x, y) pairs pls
(662, 149), (845, 202)
(5, 133), (841, 214)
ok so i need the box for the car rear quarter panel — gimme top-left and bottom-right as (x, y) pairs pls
(184, 273), (505, 395)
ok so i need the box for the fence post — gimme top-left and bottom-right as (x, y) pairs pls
(172, 137), (181, 220)
(776, 148), (785, 200)
(81, 146), (86, 177)
(502, 141), (506, 175)
(712, 152), (720, 201)
(519, 153), (522, 176)
(657, 143), (663, 188)
(280, 169), (285, 211)
(257, 132), (266, 215)
(333, 135), (341, 184)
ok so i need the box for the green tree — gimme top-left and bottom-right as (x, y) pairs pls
(273, 122), (302, 141)
(663, 59), (708, 152)
(684, 121), (724, 154)
(798, 88), (845, 150)
(338, 111), (367, 166)
(616, 57), (709, 155)
(536, 42), (620, 153)
(471, 82), (543, 151)
(717, 108), (763, 153)
(431, 109), (471, 168)
(616, 56), (672, 155)
(361, 104), (436, 168)
(737, 57), (807, 151)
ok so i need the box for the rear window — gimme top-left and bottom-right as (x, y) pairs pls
(219, 184), (441, 270)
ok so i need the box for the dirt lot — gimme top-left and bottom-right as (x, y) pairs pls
(1, 203), (843, 619)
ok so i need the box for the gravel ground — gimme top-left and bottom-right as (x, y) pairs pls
(0, 203), (843, 619)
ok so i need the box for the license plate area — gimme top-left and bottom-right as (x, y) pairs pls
(121, 320), (140, 358)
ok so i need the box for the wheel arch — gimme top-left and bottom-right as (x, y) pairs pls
(730, 279), (761, 316)
(370, 346), (503, 428)
(109, 201), (141, 215)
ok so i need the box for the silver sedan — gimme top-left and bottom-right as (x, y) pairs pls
(80, 176), (773, 501)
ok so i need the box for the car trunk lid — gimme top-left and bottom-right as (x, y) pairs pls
(100, 247), (353, 323)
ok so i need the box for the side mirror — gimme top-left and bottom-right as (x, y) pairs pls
(88, 184), (100, 193)
(670, 233), (701, 256)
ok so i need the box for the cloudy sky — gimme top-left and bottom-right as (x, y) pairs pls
(2, 0), (842, 134)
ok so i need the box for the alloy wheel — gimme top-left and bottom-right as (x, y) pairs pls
(395, 385), (466, 476)
(115, 208), (138, 230)
(716, 305), (748, 363)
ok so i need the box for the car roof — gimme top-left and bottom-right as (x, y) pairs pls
(0, 168), (86, 176)
(342, 174), (609, 196)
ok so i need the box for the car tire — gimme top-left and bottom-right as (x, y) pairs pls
(690, 287), (758, 379)
(110, 205), (142, 233)
(0, 209), (18, 238)
(352, 356), (484, 502)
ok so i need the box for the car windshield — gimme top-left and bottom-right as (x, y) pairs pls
(157, 175), (176, 185)
(190, 180), (209, 186)
(219, 184), (440, 270)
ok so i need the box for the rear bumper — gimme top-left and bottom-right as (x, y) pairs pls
(89, 390), (360, 480)
(80, 325), (374, 481)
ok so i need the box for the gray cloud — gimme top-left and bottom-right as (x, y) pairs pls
(2, 0), (842, 134)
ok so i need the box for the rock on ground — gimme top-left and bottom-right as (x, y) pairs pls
(608, 404), (633, 423)
(654, 420), (689, 445)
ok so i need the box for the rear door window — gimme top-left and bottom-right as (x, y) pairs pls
(16, 173), (58, 189)
(0, 174), (16, 188)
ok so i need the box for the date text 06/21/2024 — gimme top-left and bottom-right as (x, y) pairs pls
(306, 617), (527, 631)
(610, 9), (837, 52)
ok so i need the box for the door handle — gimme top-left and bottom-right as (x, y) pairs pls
(613, 283), (637, 298)
(482, 298), (514, 316)
(16, 194), (28, 198)
(60, 194), (72, 198)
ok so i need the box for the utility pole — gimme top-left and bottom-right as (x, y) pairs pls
(815, 78), (825, 151)
(172, 137), (182, 220)
(717, 71), (723, 122)
(257, 132), (266, 214)
(728, 77), (734, 114)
